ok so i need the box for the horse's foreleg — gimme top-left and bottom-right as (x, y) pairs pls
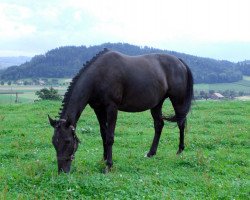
(147, 103), (164, 157)
(105, 104), (118, 172)
(94, 108), (107, 160)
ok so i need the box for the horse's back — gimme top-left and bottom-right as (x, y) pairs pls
(103, 50), (187, 93)
(90, 51), (188, 112)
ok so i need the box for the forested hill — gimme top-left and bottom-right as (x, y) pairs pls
(0, 43), (246, 83)
(237, 60), (250, 76)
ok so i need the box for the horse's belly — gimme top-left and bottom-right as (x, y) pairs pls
(118, 104), (155, 112)
(118, 90), (165, 112)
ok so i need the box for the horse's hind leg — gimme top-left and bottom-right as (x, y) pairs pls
(177, 118), (186, 154)
(146, 102), (164, 157)
(170, 99), (187, 154)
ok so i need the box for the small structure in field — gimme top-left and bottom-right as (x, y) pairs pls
(38, 80), (45, 86)
(211, 92), (224, 100)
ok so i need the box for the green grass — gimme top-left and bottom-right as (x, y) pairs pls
(0, 85), (67, 104)
(195, 76), (250, 93)
(244, 76), (250, 81)
(0, 100), (249, 199)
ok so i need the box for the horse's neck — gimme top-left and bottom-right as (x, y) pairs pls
(61, 77), (91, 126)
(62, 99), (88, 126)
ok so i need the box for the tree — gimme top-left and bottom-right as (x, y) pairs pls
(238, 91), (245, 96)
(0, 43), (244, 84)
(0, 81), (4, 85)
(209, 90), (215, 95)
(229, 90), (236, 99)
(222, 90), (230, 98)
(199, 90), (208, 100)
(35, 87), (62, 101)
(7, 81), (11, 85)
(24, 80), (30, 85)
(32, 79), (39, 85)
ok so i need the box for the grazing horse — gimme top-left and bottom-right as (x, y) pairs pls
(48, 49), (194, 173)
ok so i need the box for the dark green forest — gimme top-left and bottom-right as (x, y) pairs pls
(237, 60), (250, 76)
(0, 43), (249, 83)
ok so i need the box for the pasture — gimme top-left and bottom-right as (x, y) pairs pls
(0, 85), (67, 104)
(0, 100), (249, 199)
(194, 76), (250, 93)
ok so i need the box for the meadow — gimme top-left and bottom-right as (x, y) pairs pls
(0, 100), (249, 199)
(0, 85), (67, 104)
(194, 76), (250, 93)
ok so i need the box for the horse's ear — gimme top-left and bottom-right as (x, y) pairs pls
(48, 115), (56, 127)
(65, 115), (73, 128)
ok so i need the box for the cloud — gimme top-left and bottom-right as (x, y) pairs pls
(0, 0), (250, 60)
(0, 3), (36, 38)
(61, 0), (250, 46)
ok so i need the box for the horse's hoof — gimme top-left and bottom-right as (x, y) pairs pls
(145, 152), (155, 158)
(103, 166), (111, 174)
(176, 149), (183, 155)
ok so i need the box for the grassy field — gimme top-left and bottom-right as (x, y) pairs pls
(0, 85), (67, 104)
(194, 76), (250, 93)
(0, 100), (249, 199)
(0, 76), (249, 104)
(1, 76), (250, 104)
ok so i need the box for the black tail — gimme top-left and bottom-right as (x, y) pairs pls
(180, 58), (194, 115)
(164, 59), (194, 124)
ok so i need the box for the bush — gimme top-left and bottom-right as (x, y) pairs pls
(35, 87), (62, 100)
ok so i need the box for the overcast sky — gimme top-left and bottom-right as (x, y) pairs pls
(0, 0), (250, 61)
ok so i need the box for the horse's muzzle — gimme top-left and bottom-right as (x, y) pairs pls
(57, 159), (72, 174)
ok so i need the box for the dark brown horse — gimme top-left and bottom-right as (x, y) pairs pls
(48, 49), (194, 173)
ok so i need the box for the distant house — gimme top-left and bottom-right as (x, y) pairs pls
(211, 92), (224, 99)
(38, 80), (45, 86)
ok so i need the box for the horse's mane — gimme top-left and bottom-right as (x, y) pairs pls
(59, 48), (109, 118)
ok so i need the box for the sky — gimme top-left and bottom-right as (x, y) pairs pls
(0, 0), (250, 62)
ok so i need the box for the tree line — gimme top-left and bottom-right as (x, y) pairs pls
(194, 90), (248, 100)
(236, 61), (250, 76)
(0, 43), (248, 83)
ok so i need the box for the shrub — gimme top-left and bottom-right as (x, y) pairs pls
(35, 87), (62, 101)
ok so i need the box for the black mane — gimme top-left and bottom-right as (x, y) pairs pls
(59, 48), (109, 118)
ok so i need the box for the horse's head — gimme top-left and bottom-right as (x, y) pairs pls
(48, 115), (79, 173)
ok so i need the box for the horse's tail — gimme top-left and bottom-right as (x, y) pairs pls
(164, 58), (194, 125)
(180, 58), (194, 116)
